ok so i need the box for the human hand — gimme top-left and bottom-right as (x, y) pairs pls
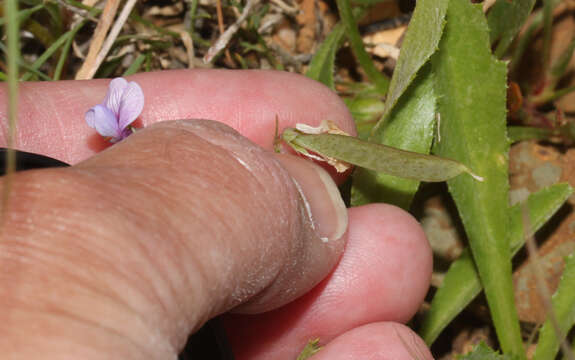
(0, 70), (433, 359)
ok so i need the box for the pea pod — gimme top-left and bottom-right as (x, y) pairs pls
(282, 127), (482, 182)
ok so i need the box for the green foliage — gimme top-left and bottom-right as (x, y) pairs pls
(123, 54), (148, 76)
(507, 126), (556, 144)
(487, 0), (536, 58)
(344, 95), (385, 140)
(306, 22), (347, 90)
(352, 65), (436, 208)
(372, 0), (447, 131)
(21, 19), (89, 81)
(432, 1), (524, 357)
(351, 0), (447, 209)
(456, 343), (512, 360)
(282, 127), (481, 182)
(420, 183), (573, 345)
(335, 0), (389, 93)
(296, 338), (322, 360)
(532, 252), (575, 360)
(6, 0), (575, 357)
(0, 3), (44, 26)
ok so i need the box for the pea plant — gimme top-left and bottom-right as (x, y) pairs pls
(3, 0), (575, 358)
(291, 0), (575, 358)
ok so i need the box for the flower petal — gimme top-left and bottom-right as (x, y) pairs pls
(103, 77), (129, 117)
(86, 104), (120, 138)
(117, 81), (144, 130)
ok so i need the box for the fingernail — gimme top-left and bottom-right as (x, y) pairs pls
(275, 154), (348, 242)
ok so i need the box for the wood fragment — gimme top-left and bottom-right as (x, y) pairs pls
(76, 0), (139, 79)
(180, 31), (196, 68)
(75, 0), (121, 79)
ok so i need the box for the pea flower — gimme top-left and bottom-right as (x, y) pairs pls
(85, 77), (144, 143)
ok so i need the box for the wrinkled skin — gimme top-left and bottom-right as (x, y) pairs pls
(0, 70), (433, 360)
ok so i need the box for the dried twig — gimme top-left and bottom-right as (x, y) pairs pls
(203, 0), (258, 64)
(77, 0), (139, 79)
(75, 0), (121, 79)
(180, 31), (196, 68)
(215, 0), (235, 66)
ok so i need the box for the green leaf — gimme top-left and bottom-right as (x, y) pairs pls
(335, 0), (389, 93)
(21, 19), (89, 81)
(282, 127), (481, 182)
(305, 22), (346, 90)
(371, 0), (447, 134)
(296, 338), (322, 360)
(419, 183), (573, 345)
(0, 3), (44, 26)
(352, 65), (436, 208)
(532, 251), (575, 360)
(344, 95), (385, 140)
(432, 1), (524, 357)
(123, 54), (147, 76)
(508, 0), (562, 74)
(350, 0), (446, 209)
(456, 343), (512, 360)
(487, 0), (537, 58)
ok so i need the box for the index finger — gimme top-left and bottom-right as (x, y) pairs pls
(0, 69), (355, 165)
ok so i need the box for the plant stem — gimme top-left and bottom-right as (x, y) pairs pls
(335, 0), (389, 94)
(2, 0), (20, 217)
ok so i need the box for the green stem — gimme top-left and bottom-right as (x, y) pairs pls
(335, 0), (389, 94)
(3, 0), (20, 213)
(53, 21), (87, 80)
(531, 84), (575, 105)
(0, 3), (44, 26)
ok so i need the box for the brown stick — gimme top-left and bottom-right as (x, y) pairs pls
(75, 0), (121, 80)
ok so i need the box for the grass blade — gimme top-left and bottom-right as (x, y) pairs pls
(305, 22), (346, 90)
(2, 0), (20, 217)
(21, 20), (88, 81)
(419, 183), (573, 345)
(0, 3), (44, 26)
(122, 54), (147, 76)
(533, 251), (575, 360)
(335, 0), (389, 93)
(432, 1), (524, 357)
(487, 0), (536, 58)
(372, 0), (447, 133)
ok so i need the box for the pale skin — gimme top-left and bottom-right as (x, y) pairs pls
(0, 70), (433, 359)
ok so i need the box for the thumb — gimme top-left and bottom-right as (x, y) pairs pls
(0, 119), (348, 359)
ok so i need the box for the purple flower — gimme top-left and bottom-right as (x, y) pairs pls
(85, 77), (144, 143)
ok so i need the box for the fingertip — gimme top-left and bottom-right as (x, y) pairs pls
(344, 204), (432, 322)
(131, 69), (357, 147)
(225, 203), (432, 360)
(313, 322), (433, 360)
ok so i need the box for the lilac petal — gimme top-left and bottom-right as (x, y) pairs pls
(117, 81), (144, 130)
(86, 104), (120, 138)
(103, 78), (129, 117)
